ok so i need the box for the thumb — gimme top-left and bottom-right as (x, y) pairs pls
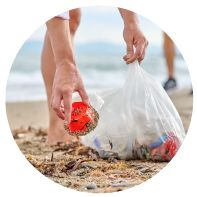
(127, 41), (134, 59)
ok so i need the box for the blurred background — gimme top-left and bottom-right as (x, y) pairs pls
(6, 6), (193, 132)
(6, 6), (191, 102)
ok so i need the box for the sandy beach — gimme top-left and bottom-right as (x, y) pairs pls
(7, 88), (193, 193)
(6, 96), (81, 131)
(6, 88), (193, 132)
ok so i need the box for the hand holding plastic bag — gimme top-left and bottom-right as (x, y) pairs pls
(82, 60), (185, 161)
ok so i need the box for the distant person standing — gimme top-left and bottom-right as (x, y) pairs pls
(163, 32), (177, 91)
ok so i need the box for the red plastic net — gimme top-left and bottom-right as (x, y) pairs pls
(64, 102), (99, 136)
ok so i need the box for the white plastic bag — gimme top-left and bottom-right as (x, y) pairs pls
(82, 60), (185, 161)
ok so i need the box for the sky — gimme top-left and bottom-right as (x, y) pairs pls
(28, 6), (163, 46)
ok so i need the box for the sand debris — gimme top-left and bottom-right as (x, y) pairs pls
(13, 127), (168, 193)
(91, 170), (103, 177)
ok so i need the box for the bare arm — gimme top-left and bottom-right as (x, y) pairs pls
(118, 8), (139, 25)
(118, 8), (148, 64)
(46, 17), (90, 125)
(46, 17), (74, 64)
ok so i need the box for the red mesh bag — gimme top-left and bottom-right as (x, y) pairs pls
(64, 102), (99, 136)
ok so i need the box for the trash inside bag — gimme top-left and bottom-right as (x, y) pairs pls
(82, 60), (185, 161)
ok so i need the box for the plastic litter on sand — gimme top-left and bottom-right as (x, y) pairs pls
(64, 102), (99, 136)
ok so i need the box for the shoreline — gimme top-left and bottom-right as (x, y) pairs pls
(6, 89), (193, 132)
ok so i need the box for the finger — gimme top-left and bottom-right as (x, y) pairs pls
(60, 102), (64, 108)
(138, 42), (148, 65)
(63, 90), (73, 125)
(60, 106), (65, 114)
(126, 42), (145, 64)
(138, 44), (147, 65)
(123, 55), (128, 61)
(78, 87), (90, 107)
(51, 93), (64, 120)
(138, 60), (142, 65)
(126, 40), (134, 59)
(50, 80), (58, 107)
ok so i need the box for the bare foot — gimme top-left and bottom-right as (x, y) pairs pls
(46, 120), (78, 146)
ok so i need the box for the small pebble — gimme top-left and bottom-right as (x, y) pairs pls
(18, 133), (25, 138)
(119, 180), (123, 183)
(87, 161), (101, 168)
(110, 184), (137, 188)
(86, 184), (97, 189)
(98, 150), (113, 159)
(82, 162), (97, 169)
(58, 173), (66, 178)
(70, 169), (85, 176)
(111, 158), (117, 162)
(135, 166), (144, 170)
(110, 170), (122, 174)
(68, 182), (72, 186)
(111, 182), (115, 184)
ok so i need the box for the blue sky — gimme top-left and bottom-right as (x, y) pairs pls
(28, 6), (163, 46)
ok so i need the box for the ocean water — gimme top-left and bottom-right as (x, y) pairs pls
(6, 42), (192, 102)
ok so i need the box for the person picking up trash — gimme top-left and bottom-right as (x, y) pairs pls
(43, 8), (148, 145)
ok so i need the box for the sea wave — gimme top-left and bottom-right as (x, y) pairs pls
(6, 53), (191, 102)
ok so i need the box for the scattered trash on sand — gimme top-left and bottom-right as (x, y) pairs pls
(13, 127), (168, 193)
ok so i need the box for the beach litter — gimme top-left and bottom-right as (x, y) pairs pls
(10, 61), (188, 193)
(64, 102), (99, 136)
(82, 60), (185, 162)
(13, 127), (169, 193)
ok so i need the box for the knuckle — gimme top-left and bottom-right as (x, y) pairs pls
(140, 37), (147, 44)
(62, 87), (72, 95)
(137, 51), (142, 58)
(54, 85), (61, 93)
(138, 55), (144, 61)
(139, 57), (144, 61)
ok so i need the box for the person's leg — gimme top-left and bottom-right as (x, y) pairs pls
(41, 8), (82, 145)
(164, 32), (175, 78)
(163, 32), (177, 90)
